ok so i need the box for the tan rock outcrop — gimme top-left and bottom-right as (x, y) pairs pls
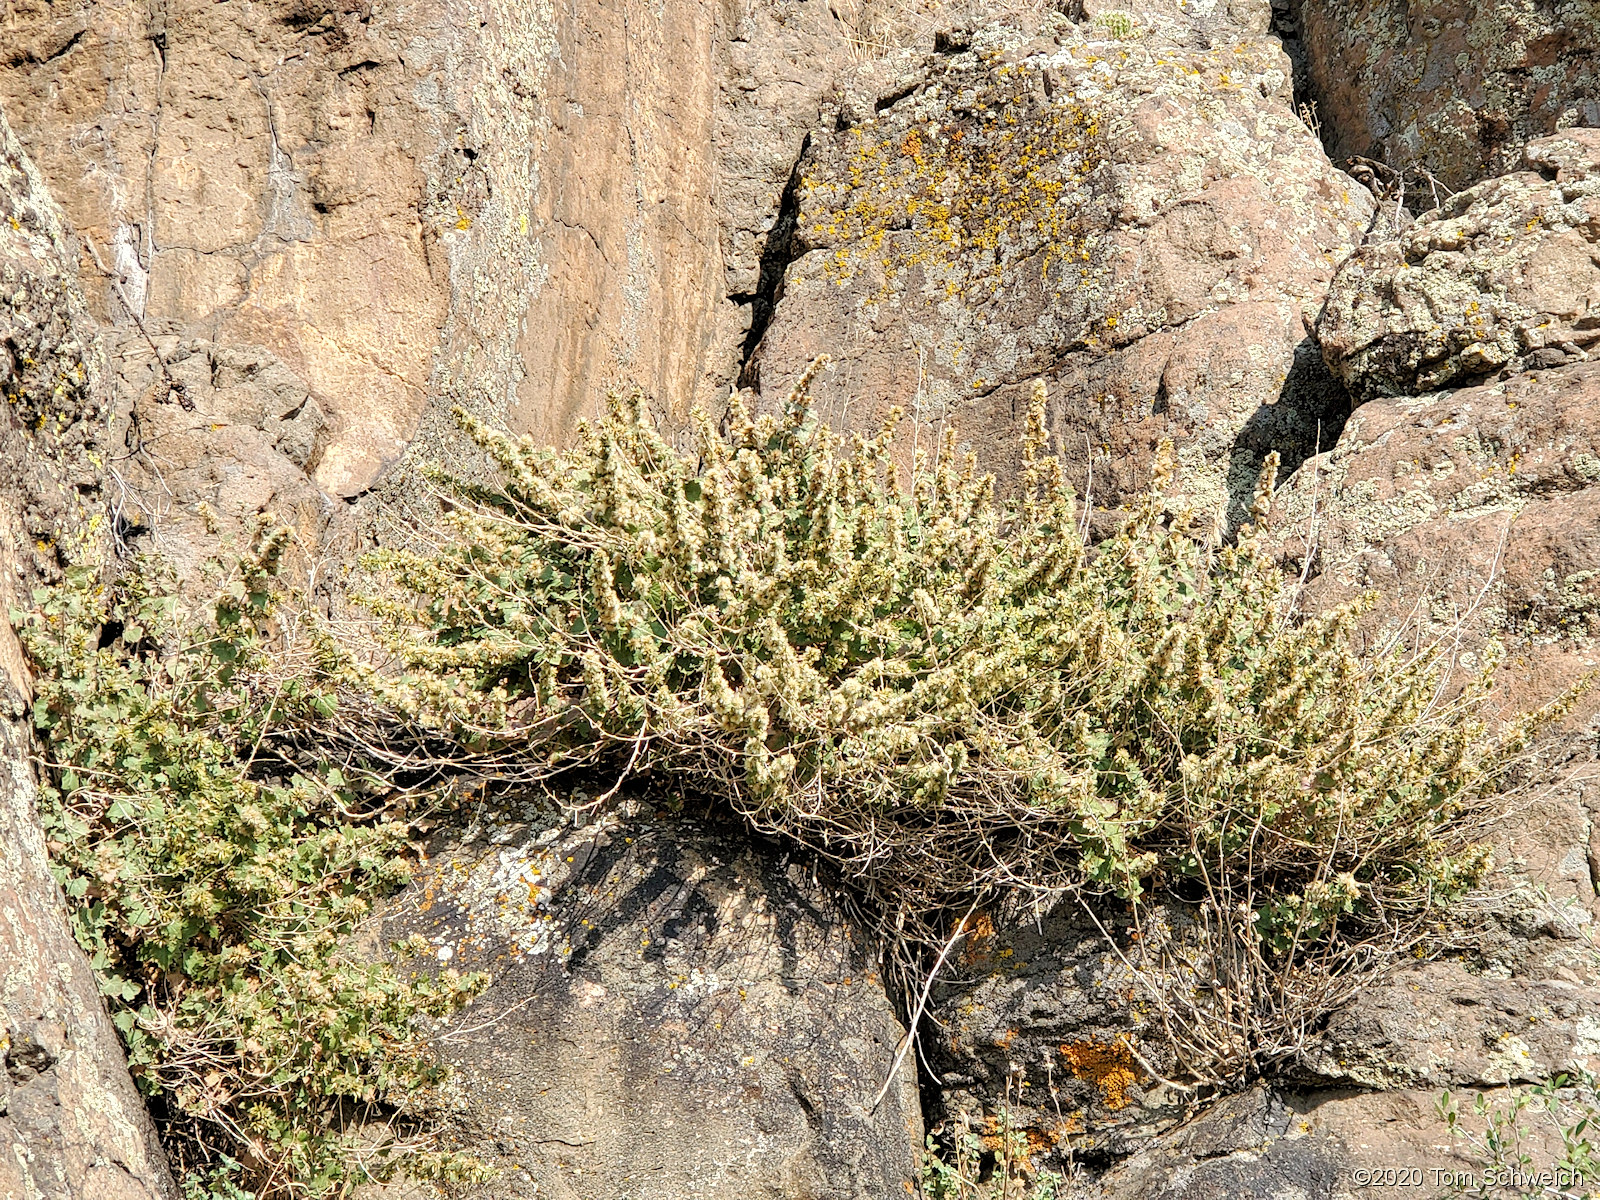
(1239, 132), (1600, 1188)
(0, 0), (456, 499)
(1271, 360), (1600, 650)
(0, 0), (1031, 556)
(749, 12), (1373, 520)
(4, 2), (1600, 1195)
(1290, 129), (1600, 667)
(925, 85), (1600, 1189)
(0, 0), (791, 549)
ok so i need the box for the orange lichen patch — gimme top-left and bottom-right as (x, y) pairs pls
(1060, 1036), (1140, 1110)
(976, 1112), (1007, 1153)
(1026, 1116), (1083, 1154)
(959, 910), (997, 966)
(1046, 1112), (1085, 1140)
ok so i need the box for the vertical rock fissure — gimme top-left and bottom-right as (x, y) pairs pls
(1268, 0), (1328, 161)
(144, 3), (169, 283)
(736, 136), (809, 388)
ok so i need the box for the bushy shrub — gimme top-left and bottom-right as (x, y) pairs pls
(24, 358), (1574, 1190)
(357, 370), (1569, 1078)
(18, 528), (484, 1199)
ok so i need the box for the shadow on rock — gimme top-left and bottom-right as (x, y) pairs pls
(1225, 335), (1352, 530)
(373, 795), (921, 1200)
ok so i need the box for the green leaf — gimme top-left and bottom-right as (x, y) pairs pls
(98, 973), (138, 1000)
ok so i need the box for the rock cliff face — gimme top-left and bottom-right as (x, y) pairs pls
(0, 109), (175, 1200)
(0, 0), (947, 557)
(0, 0), (695, 556)
(1294, 0), (1600, 191)
(2, 1), (1600, 1198)
(751, 5), (1371, 519)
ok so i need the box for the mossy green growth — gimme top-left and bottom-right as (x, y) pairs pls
(17, 528), (485, 1200)
(1091, 10), (1136, 39)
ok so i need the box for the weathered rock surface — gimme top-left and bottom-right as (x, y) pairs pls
(377, 800), (922, 1199)
(1, 723), (177, 1200)
(926, 755), (1600, 1192)
(0, 0), (1035, 557)
(925, 903), (1193, 1164)
(1295, 0), (1600, 191)
(749, 11), (1372, 518)
(0, 107), (175, 1200)
(1112, 125), (1600, 1200)
(1289, 745), (1600, 1096)
(0, 0), (458, 500)
(1287, 129), (1600, 711)
(1075, 1083), (1577, 1200)
(0, 0), (776, 554)
(1077, 1087), (1344, 1200)
(1269, 359), (1600, 651)
(1197, 143), (1600, 1196)
(1308, 957), (1600, 1094)
(1318, 129), (1600, 401)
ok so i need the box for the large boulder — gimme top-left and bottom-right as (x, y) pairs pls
(376, 799), (923, 1199)
(0, 105), (175, 1200)
(747, 11), (1373, 520)
(1295, 0), (1600, 191)
(1318, 129), (1600, 402)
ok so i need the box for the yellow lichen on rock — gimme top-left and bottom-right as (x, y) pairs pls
(1060, 1036), (1141, 1111)
(800, 66), (1105, 304)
